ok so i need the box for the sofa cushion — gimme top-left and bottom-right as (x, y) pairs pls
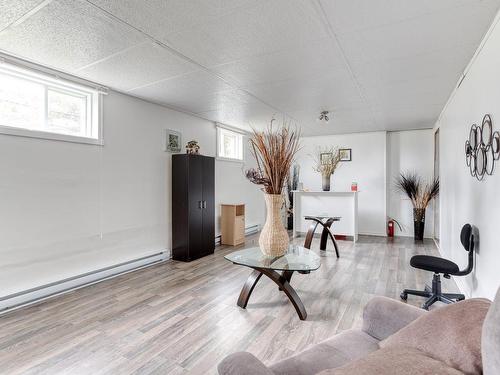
(318, 347), (463, 375)
(381, 298), (491, 375)
(270, 329), (379, 375)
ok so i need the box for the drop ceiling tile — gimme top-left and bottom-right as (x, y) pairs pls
(364, 74), (458, 109)
(244, 67), (364, 113)
(373, 104), (443, 130)
(198, 102), (278, 130)
(129, 70), (237, 113)
(348, 45), (474, 87)
(337, 3), (499, 63)
(168, 89), (265, 114)
(211, 38), (346, 87)
(164, 0), (328, 66)
(320, 0), (499, 35)
(0, 0), (145, 71)
(76, 42), (199, 91)
(87, 0), (258, 37)
(0, 0), (42, 32)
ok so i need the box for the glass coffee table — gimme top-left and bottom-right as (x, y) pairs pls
(225, 245), (321, 320)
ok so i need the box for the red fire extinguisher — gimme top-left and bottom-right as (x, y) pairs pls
(387, 218), (402, 237)
(387, 220), (395, 237)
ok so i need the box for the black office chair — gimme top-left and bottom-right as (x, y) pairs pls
(400, 224), (476, 310)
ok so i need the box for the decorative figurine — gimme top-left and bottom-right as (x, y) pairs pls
(186, 140), (200, 154)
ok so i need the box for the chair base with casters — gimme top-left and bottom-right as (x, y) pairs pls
(400, 273), (465, 310)
(400, 224), (476, 310)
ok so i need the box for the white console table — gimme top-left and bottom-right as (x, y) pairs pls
(292, 191), (358, 242)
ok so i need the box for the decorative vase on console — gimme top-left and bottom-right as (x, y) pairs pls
(245, 121), (300, 257)
(322, 172), (331, 191)
(395, 172), (439, 241)
(312, 146), (342, 192)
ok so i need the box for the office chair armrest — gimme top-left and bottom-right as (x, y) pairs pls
(362, 296), (427, 340)
(218, 352), (274, 375)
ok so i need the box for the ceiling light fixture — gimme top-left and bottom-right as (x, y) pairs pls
(318, 110), (331, 123)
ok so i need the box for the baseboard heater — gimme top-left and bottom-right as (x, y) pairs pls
(215, 224), (260, 246)
(0, 252), (166, 315)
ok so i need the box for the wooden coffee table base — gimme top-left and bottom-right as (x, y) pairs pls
(237, 268), (308, 320)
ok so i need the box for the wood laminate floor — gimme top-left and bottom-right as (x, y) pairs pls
(0, 234), (458, 374)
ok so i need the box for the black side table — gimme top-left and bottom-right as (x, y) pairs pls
(303, 216), (340, 258)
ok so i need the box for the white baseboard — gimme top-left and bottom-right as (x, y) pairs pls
(0, 251), (167, 315)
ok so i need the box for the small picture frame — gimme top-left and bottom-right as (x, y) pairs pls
(165, 129), (181, 153)
(320, 152), (333, 165)
(339, 148), (352, 161)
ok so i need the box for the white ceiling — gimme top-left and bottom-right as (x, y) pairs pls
(0, 0), (499, 135)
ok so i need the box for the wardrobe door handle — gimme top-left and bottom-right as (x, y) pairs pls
(198, 201), (202, 209)
(203, 201), (207, 209)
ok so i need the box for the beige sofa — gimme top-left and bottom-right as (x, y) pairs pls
(218, 288), (500, 374)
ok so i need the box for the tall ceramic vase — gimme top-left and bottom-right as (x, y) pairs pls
(322, 173), (331, 191)
(413, 208), (426, 241)
(259, 194), (289, 257)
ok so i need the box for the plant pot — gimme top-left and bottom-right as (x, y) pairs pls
(259, 194), (289, 257)
(413, 208), (426, 241)
(322, 174), (331, 191)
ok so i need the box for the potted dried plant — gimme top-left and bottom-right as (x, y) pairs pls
(395, 172), (439, 241)
(246, 121), (301, 256)
(312, 146), (342, 191)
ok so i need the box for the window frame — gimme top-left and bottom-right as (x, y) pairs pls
(216, 125), (245, 162)
(0, 61), (103, 145)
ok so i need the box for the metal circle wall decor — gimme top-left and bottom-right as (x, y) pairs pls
(465, 114), (499, 180)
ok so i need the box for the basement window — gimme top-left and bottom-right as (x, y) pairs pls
(0, 61), (102, 145)
(217, 126), (244, 161)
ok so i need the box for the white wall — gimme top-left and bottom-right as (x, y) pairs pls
(387, 129), (435, 238)
(436, 11), (500, 300)
(296, 132), (387, 236)
(0, 91), (263, 298)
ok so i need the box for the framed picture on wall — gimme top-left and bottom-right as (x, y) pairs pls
(320, 152), (333, 165)
(165, 129), (182, 153)
(339, 148), (352, 161)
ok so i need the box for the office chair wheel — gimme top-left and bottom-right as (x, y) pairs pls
(421, 303), (429, 311)
(400, 292), (408, 301)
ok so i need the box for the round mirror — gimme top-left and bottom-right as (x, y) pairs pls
(493, 131), (500, 160)
(469, 125), (478, 150)
(469, 153), (476, 177)
(486, 146), (495, 175)
(482, 115), (493, 148)
(475, 147), (486, 179)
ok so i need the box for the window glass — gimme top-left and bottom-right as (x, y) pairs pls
(47, 89), (87, 136)
(218, 127), (243, 160)
(0, 62), (100, 143)
(0, 72), (45, 131)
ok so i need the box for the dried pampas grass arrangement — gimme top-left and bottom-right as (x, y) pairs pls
(246, 120), (301, 195)
(311, 146), (342, 177)
(395, 172), (439, 209)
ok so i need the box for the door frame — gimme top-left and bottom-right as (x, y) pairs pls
(433, 128), (440, 245)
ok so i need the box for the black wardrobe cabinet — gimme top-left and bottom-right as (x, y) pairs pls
(172, 154), (215, 261)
